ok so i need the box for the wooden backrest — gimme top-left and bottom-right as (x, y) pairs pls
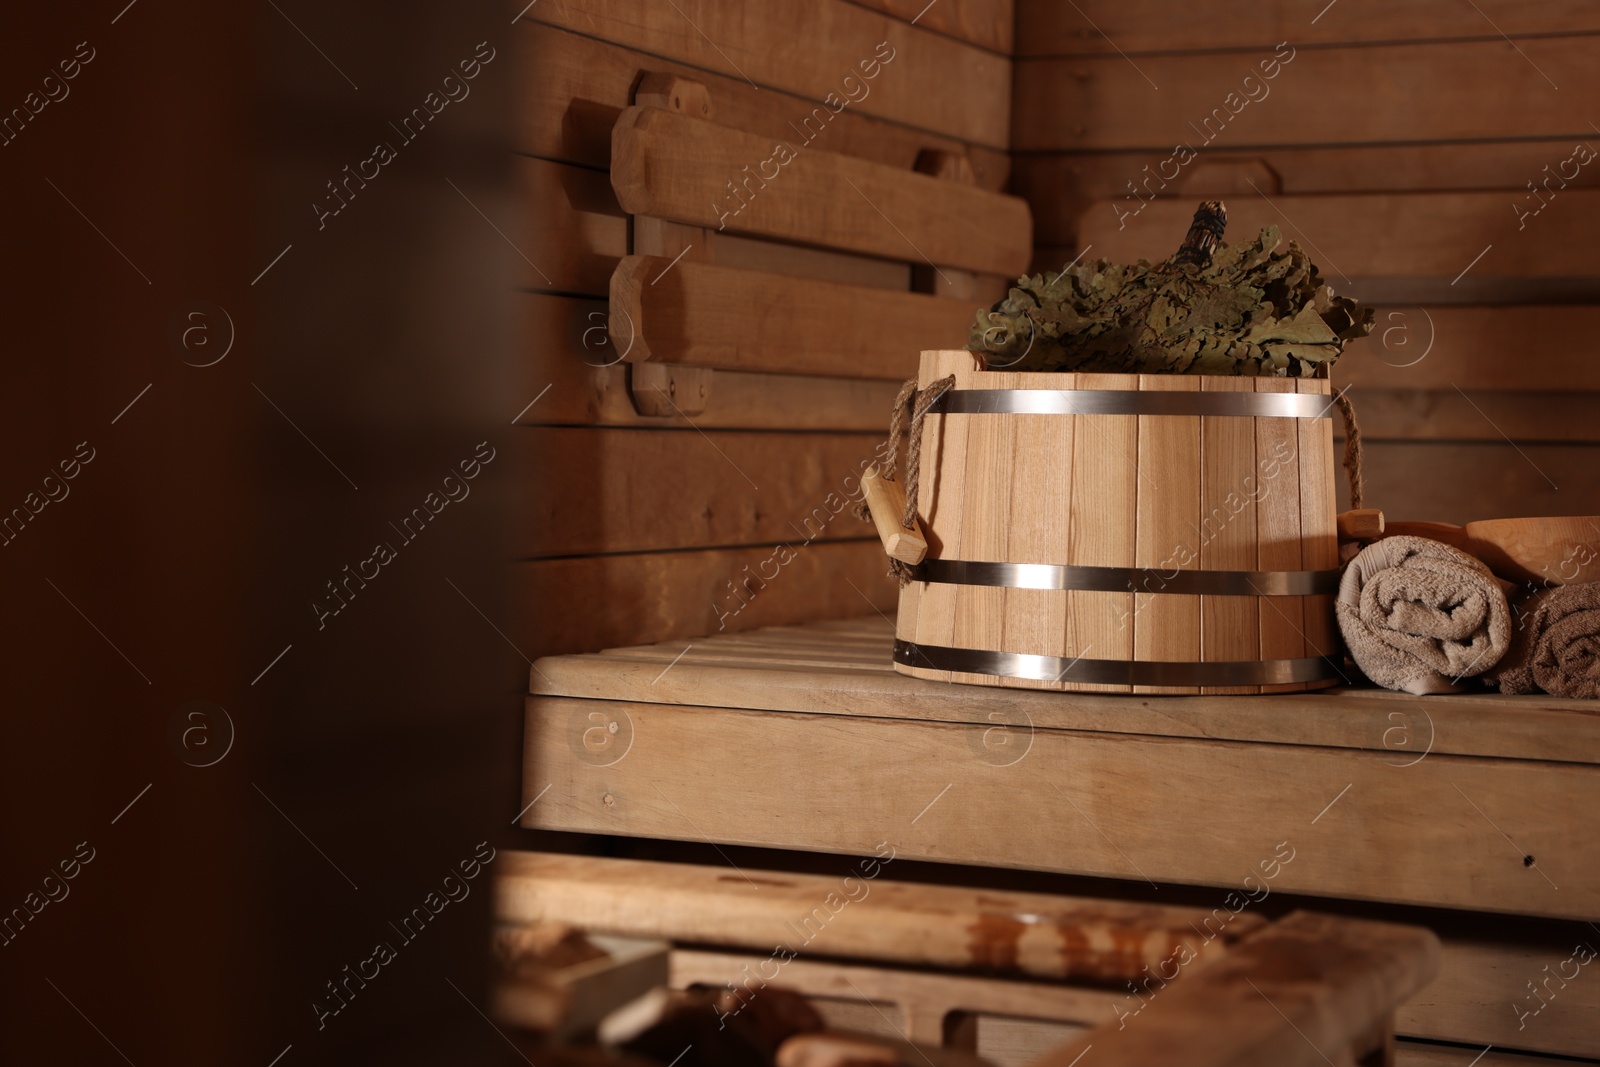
(515, 1), (1029, 656)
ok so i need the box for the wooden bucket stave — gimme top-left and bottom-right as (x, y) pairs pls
(894, 350), (1341, 695)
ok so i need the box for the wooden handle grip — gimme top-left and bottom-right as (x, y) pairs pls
(861, 466), (928, 565)
(1336, 508), (1385, 543)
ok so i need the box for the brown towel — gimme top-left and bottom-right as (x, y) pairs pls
(1486, 583), (1600, 698)
(1336, 536), (1512, 695)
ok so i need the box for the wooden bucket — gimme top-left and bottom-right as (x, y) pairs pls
(894, 350), (1341, 694)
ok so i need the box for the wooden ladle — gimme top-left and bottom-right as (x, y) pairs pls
(1384, 516), (1600, 586)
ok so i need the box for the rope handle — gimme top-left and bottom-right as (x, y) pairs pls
(1332, 387), (1364, 511)
(855, 374), (956, 584)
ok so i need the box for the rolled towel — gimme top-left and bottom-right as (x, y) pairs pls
(1485, 583), (1600, 698)
(1336, 536), (1512, 695)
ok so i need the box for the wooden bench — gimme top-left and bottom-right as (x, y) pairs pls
(517, 617), (1600, 1065)
(495, 851), (1440, 1066)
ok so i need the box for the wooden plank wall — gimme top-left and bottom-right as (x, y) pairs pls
(514, 0), (1024, 655)
(1012, 2), (1600, 523)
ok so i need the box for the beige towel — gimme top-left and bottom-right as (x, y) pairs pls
(1486, 583), (1600, 699)
(1336, 536), (1512, 695)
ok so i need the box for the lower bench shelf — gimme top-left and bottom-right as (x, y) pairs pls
(495, 851), (1441, 1067)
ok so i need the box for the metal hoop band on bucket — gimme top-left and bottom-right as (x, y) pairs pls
(917, 559), (1341, 597)
(930, 388), (1334, 419)
(893, 640), (1343, 687)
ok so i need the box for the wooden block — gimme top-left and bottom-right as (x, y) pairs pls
(861, 466), (927, 566)
(610, 107), (1031, 275)
(1254, 379), (1308, 693)
(1013, 39), (1599, 150)
(1200, 376), (1261, 695)
(1065, 374), (1137, 693)
(608, 256), (975, 379)
(528, 0), (1011, 148)
(516, 428), (878, 557)
(494, 852), (1261, 983)
(520, 693), (1600, 918)
(509, 542), (896, 656)
(1077, 192), (1600, 283)
(1013, 1), (1600, 57)
(512, 20), (1012, 190)
(1133, 376), (1200, 693)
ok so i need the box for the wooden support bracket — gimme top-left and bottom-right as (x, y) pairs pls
(633, 71), (713, 120)
(631, 73), (717, 266)
(628, 362), (712, 417)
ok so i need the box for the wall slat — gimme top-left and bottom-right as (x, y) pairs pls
(516, 428), (880, 557)
(526, 0), (1011, 148)
(1013, 39), (1591, 150)
(510, 541), (898, 656)
(1343, 442), (1600, 522)
(1014, 0), (1600, 57)
(1337, 308), (1600, 392)
(851, 0), (1013, 54)
(1077, 192), (1600, 283)
(1013, 141), (1600, 248)
(1343, 390), (1600, 444)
